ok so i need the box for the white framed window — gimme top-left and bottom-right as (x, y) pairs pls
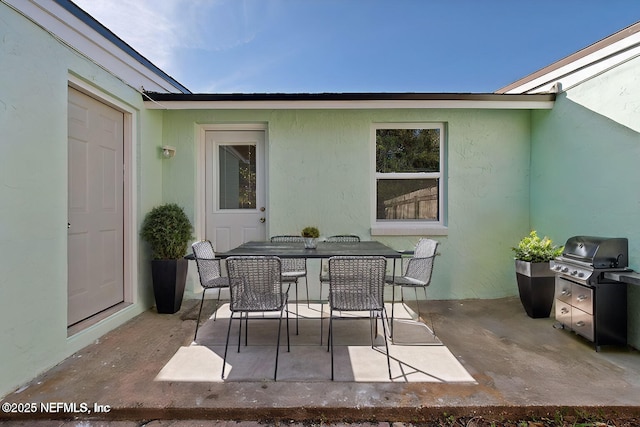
(371, 123), (447, 236)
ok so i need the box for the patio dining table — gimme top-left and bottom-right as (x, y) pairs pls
(215, 240), (403, 303)
(216, 240), (402, 263)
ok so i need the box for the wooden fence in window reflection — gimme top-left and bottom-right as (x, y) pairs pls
(384, 186), (438, 220)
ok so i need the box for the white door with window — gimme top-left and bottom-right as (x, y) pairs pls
(205, 130), (266, 252)
(67, 87), (124, 326)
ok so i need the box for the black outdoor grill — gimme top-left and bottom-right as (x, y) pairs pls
(550, 236), (630, 350)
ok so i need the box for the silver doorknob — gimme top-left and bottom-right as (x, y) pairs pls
(259, 217), (266, 223)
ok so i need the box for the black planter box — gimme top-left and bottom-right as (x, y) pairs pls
(515, 260), (555, 318)
(151, 258), (188, 314)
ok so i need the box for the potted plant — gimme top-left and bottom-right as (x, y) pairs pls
(140, 203), (193, 314)
(512, 230), (564, 318)
(301, 226), (320, 249)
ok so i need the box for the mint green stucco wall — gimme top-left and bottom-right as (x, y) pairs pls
(530, 55), (640, 348)
(0, 3), (162, 397)
(161, 108), (533, 301)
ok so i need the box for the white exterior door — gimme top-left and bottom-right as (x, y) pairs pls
(67, 87), (124, 326)
(205, 130), (266, 252)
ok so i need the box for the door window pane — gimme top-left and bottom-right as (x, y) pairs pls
(219, 144), (256, 209)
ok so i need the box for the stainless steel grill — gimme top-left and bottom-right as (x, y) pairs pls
(551, 236), (629, 350)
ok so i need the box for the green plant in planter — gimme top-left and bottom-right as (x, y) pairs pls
(140, 203), (193, 314)
(512, 230), (563, 319)
(301, 226), (320, 238)
(512, 230), (563, 262)
(301, 226), (320, 249)
(140, 203), (193, 259)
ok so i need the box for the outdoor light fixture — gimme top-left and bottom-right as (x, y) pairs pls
(161, 145), (176, 159)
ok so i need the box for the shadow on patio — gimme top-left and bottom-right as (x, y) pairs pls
(2, 297), (640, 423)
(156, 303), (474, 384)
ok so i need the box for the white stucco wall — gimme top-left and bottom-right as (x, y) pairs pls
(530, 55), (640, 348)
(0, 3), (163, 398)
(161, 108), (533, 302)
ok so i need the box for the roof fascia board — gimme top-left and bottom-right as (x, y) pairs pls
(498, 22), (640, 94)
(5, 0), (189, 93)
(143, 98), (555, 110)
(507, 44), (640, 94)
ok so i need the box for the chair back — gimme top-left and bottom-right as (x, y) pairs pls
(192, 240), (223, 284)
(326, 235), (360, 242)
(414, 238), (438, 258)
(226, 256), (285, 311)
(270, 235), (303, 243)
(404, 239), (438, 285)
(328, 256), (386, 311)
(270, 235), (306, 273)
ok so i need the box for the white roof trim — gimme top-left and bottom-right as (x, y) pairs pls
(4, 0), (187, 93)
(499, 22), (640, 94)
(143, 99), (555, 110)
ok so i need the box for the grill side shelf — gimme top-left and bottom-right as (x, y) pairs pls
(603, 270), (640, 286)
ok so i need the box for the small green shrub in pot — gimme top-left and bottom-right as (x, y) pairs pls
(512, 230), (563, 262)
(301, 226), (320, 238)
(512, 230), (563, 318)
(301, 226), (320, 249)
(140, 203), (193, 259)
(140, 203), (193, 313)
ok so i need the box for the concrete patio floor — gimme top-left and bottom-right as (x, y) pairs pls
(1, 296), (640, 425)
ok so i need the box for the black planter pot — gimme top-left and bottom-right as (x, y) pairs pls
(515, 260), (555, 318)
(151, 258), (188, 314)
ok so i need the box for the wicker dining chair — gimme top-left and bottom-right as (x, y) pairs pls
(191, 240), (230, 341)
(319, 235), (361, 299)
(270, 235), (309, 333)
(328, 256), (391, 381)
(222, 256), (290, 381)
(386, 238), (439, 337)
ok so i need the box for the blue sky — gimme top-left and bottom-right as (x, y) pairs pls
(72, 0), (640, 93)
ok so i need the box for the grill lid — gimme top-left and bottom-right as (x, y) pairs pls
(562, 236), (628, 268)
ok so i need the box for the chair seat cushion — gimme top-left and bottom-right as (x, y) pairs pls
(385, 275), (427, 287)
(282, 271), (305, 278)
(203, 277), (230, 288)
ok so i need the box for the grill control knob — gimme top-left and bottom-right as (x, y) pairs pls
(577, 272), (584, 278)
(561, 267), (569, 273)
(570, 270), (578, 276)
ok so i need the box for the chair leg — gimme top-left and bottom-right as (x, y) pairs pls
(305, 275), (310, 308)
(329, 309), (335, 380)
(414, 287), (421, 320)
(294, 279), (299, 335)
(422, 286), (436, 337)
(286, 301), (290, 352)
(319, 282), (326, 345)
(275, 309), (283, 381)
(390, 285), (397, 339)
(194, 289), (207, 341)
(369, 314), (375, 348)
(274, 300), (291, 382)
(326, 308), (334, 351)
(320, 298), (324, 345)
(221, 312), (235, 379)
(238, 312), (247, 352)
(212, 288), (222, 321)
(379, 308), (392, 380)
